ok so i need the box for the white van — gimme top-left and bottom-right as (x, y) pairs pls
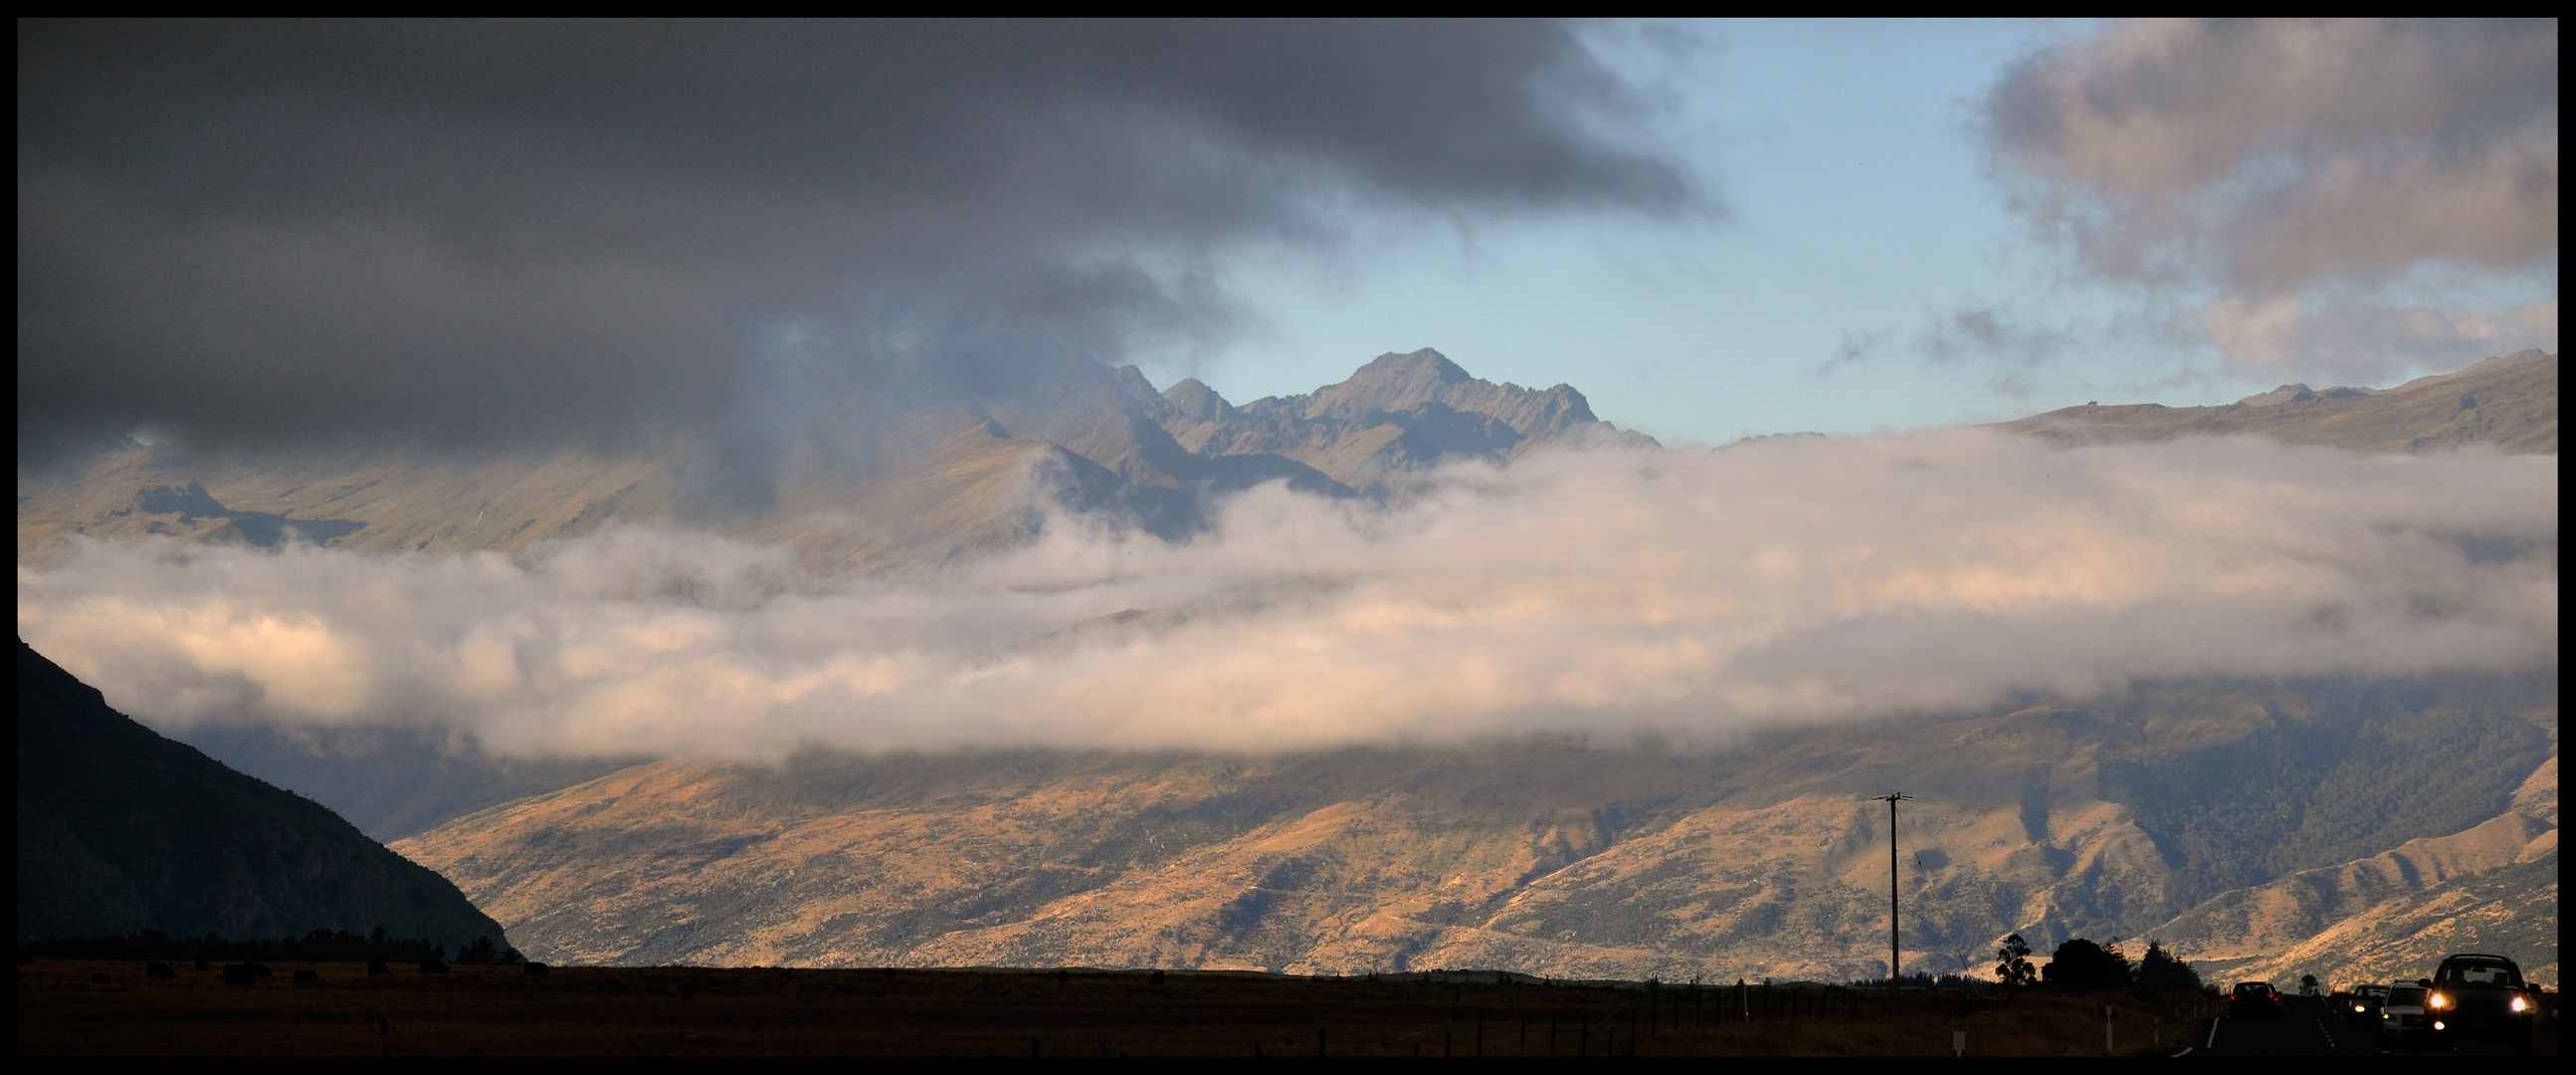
(2380, 982), (2431, 1045)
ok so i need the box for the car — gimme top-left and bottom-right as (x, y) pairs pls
(2230, 981), (2282, 1018)
(2425, 953), (2538, 1054)
(2381, 983), (2432, 1046)
(2346, 982), (2391, 1026)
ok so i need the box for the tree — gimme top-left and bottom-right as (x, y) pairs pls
(2042, 938), (2131, 991)
(1995, 935), (2039, 989)
(2133, 942), (2204, 989)
(455, 936), (500, 966)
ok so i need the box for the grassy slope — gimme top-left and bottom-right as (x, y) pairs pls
(391, 675), (2556, 983)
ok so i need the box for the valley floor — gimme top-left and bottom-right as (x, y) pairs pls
(20, 959), (2225, 1056)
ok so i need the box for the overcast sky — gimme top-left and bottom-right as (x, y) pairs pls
(18, 19), (2560, 449)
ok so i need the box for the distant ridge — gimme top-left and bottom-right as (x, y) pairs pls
(2002, 349), (2557, 454)
(15, 640), (507, 948)
(16, 348), (1652, 571)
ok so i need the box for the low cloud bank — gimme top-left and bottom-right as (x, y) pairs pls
(17, 431), (2557, 755)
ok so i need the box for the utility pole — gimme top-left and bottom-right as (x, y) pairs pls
(1874, 792), (1910, 985)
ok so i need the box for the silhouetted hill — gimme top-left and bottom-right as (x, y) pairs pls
(15, 640), (506, 947)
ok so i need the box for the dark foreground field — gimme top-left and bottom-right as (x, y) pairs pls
(22, 960), (2224, 1056)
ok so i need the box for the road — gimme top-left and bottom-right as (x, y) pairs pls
(2185, 995), (2486, 1057)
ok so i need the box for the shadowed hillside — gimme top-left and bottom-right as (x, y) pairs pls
(2150, 754), (2561, 986)
(175, 725), (651, 843)
(15, 640), (506, 948)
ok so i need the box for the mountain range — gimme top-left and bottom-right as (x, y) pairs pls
(16, 348), (2560, 987)
(18, 347), (2551, 576)
(15, 348), (1648, 572)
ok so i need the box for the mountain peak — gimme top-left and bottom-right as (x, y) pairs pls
(1351, 347), (1473, 386)
(1162, 378), (1232, 422)
(1306, 348), (1600, 437)
(2238, 383), (2315, 407)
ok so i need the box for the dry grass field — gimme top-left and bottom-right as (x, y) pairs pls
(20, 960), (2217, 1056)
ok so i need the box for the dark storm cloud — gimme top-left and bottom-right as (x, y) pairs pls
(18, 19), (1693, 448)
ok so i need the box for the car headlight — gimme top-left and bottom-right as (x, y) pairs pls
(2353, 1004), (2365, 1012)
(2510, 996), (2528, 1012)
(2433, 1020), (2446, 1031)
(2428, 992), (2449, 1008)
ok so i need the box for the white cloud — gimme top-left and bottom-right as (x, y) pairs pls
(1989, 18), (2557, 291)
(2205, 295), (2559, 383)
(18, 432), (2559, 756)
(1988, 19), (2558, 384)
(2203, 297), (2305, 372)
